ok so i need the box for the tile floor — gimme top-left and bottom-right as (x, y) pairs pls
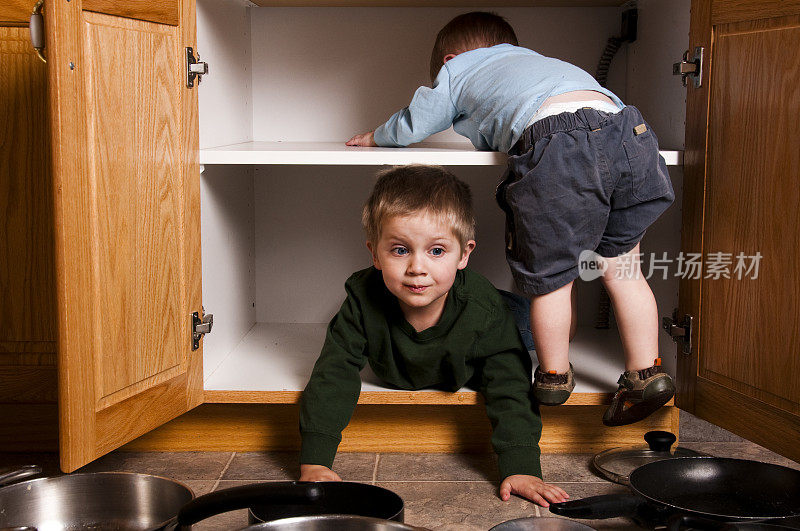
(1, 412), (798, 530)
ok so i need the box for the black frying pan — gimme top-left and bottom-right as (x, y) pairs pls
(248, 481), (404, 524)
(550, 457), (800, 525)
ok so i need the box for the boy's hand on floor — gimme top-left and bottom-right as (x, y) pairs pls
(346, 131), (377, 146)
(299, 464), (342, 482)
(499, 474), (569, 507)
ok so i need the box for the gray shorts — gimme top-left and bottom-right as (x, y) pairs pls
(496, 105), (674, 296)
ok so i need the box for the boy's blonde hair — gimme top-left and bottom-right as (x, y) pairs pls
(362, 165), (475, 249)
(430, 12), (518, 82)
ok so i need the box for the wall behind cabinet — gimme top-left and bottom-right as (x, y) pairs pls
(250, 7), (626, 142)
(625, 0), (690, 150)
(197, 0), (253, 150)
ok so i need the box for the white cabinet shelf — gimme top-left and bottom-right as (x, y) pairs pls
(200, 141), (684, 167)
(200, 141), (507, 165)
(202, 322), (629, 405)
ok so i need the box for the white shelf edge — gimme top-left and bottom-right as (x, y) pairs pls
(202, 322), (632, 394)
(199, 141), (683, 167)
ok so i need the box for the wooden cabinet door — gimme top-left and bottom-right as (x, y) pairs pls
(44, 0), (203, 472)
(678, 0), (800, 461)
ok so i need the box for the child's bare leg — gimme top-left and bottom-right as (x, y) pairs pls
(530, 281), (574, 373)
(599, 243), (658, 371)
(600, 242), (674, 425)
(569, 283), (578, 342)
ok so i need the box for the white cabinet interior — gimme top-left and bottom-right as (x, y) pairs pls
(195, 0), (690, 402)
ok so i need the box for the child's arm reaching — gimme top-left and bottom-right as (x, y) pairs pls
(500, 475), (569, 507)
(299, 284), (369, 476)
(346, 67), (458, 148)
(476, 308), (567, 507)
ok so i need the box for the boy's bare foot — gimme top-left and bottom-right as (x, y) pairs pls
(299, 464), (342, 482)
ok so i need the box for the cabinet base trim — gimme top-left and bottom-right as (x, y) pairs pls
(120, 402), (679, 453)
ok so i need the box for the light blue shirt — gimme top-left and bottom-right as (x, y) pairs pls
(374, 44), (624, 153)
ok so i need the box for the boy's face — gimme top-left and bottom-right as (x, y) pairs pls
(367, 211), (475, 324)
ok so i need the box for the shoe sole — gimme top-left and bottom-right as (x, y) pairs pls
(534, 390), (572, 406)
(602, 388), (675, 427)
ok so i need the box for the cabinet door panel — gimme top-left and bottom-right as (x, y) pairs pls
(0, 1), (31, 25)
(46, 0), (202, 472)
(82, 0), (180, 26)
(701, 15), (800, 412)
(83, 12), (184, 405)
(680, 1), (800, 461)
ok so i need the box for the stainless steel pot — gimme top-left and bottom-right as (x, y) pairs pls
(0, 469), (195, 531)
(241, 514), (426, 530)
(489, 517), (596, 530)
(0, 468), (411, 531)
(0, 471), (325, 531)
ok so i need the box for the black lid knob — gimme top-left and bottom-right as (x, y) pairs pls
(644, 430), (676, 452)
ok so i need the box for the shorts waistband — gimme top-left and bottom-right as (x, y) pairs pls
(511, 106), (629, 156)
(526, 99), (620, 129)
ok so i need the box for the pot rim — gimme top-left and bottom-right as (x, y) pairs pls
(239, 514), (419, 530)
(0, 470), (196, 497)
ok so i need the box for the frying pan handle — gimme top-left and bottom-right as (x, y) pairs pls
(549, 494), (642, 519)
(666, 514), (733, 530)
(0, 465), (42, 487)
(175, 482), (323, 528)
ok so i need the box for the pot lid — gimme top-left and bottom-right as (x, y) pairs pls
(489, 517), (596, 530)
(592, 431), (705, 485)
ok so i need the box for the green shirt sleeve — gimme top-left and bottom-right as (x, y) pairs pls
(299, 282), (369, 467)
(476, 309), (543, 480)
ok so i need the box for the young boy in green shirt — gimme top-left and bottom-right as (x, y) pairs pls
(298, 165), (568, 507)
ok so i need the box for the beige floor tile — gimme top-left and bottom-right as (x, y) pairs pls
(679, 411), (745, 442)
(680, 441), (800, 470)
(377, 453), (499, 481)
(182, 479), (217, 497)
(75, 451), (234, 480)
(540, 453), (599, 483)
(376, 481), (539, 530)
(222, 451), (376, 481)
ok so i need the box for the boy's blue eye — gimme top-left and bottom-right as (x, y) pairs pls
(392, 246), (409, 256)
(430, 247), (445, 257)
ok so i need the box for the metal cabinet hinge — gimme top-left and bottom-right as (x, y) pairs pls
(662, 309), (693, 355)
(673, 47), (703, 88)
(192, 310), (213, 351)
(186, 47), (208, 88)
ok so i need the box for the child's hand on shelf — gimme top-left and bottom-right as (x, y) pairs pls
(346, 131), (377, 146)
(499, 474), (569, 507)
(299, 464), (342, 482)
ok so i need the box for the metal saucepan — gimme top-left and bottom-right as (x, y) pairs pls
(489, 516), (596, 530)
(240, 514), (426, 530)
(0, 468), (409, 531)
(0, 468), (196, 530)
(550, 457), (800, 528)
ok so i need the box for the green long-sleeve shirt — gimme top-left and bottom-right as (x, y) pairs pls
(299, 267), (542, 479)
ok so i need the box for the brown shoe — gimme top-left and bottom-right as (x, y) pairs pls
(603, 361), (675, 426)
(533, 364), (575, 406)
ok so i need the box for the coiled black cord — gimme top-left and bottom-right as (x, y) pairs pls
(595, 36), (623, 88)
